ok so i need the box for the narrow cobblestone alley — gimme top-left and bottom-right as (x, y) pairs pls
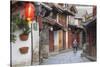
(41, 50), (91, 65)
(10, 1), (96, 66)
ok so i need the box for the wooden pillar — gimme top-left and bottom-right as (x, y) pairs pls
(63, 31), (66, 49)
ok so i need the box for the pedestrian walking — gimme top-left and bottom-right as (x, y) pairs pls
(73, 39), (78, 53)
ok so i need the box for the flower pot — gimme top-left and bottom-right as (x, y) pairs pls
(19, 34), (29, 41)
(19, 47), (29, 54)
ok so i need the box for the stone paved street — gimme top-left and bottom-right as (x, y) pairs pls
(41, 50), (91, 65)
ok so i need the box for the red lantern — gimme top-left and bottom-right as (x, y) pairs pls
(25, 3), (35, 22)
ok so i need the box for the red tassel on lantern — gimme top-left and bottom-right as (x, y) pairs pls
(25, 3), (35, 22)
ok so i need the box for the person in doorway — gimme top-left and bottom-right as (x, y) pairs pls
(73, 39), (78, 53)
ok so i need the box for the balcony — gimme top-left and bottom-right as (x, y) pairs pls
(42, 16), (67, 31)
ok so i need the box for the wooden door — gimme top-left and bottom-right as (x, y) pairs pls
(68, 31), (73, 48)
(49, 30), (54, 52)
(59, 30), (63, 50)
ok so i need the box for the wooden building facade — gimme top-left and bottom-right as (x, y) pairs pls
(82, 6), (96, 61)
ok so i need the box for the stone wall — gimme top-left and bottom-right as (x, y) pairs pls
(39, 23), (49, 63)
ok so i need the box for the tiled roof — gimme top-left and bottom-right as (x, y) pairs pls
(53, 4), (75, 16)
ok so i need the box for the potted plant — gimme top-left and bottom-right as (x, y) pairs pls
(19, 47), (29, 54)
(19, 19), (31, 41)
(11, 13), (31, 41)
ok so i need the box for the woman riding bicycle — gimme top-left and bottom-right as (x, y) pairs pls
(73, 39), (78, 53)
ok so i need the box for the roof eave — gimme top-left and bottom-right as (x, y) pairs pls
(83, 16), (96, 26)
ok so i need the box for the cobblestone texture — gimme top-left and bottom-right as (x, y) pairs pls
(41, 50), (91, 65)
